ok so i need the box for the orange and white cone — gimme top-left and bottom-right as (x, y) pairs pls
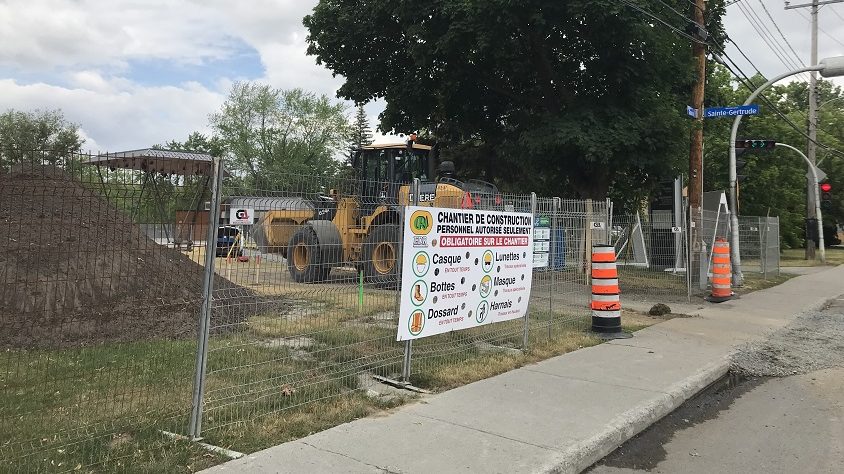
(590, 245), (630, 338)
(709, 238), (732, 303)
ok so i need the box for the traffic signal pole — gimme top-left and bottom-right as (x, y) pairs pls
(776, 142), (826, 263)
(784, 0), (844, 260)
(727, 64), (825, 286)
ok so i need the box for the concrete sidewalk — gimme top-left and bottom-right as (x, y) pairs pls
(204, 266), (844, 474)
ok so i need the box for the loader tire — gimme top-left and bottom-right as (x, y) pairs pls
(363, 224), (400, 287)
(287, 227), (329, 283)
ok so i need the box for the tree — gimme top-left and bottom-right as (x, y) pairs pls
(304, 0), (727, 199)
(160, 131), (224, 157)
(209, 82), (350, 187)
(351, 105), (374, 149)
(701, 64), (844, 248)
(0, 109), (84, 169)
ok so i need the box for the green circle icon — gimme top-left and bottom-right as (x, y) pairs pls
(476, 300), (490, 324)
(479, 274), (492, 298)
(408, 310), (425, 336)
(412, 251), (430, 277)
(410, 279), (428, 306)
(482, 250), (494, 273)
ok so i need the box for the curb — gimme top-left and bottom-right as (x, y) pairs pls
(542, 357), (731, 474)
(542, 294), (836, 474)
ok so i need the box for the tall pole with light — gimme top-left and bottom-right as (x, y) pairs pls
(775, 142), (825, 263)
(728, 56), (844, 285)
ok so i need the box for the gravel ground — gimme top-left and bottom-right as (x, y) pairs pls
(730, 297), (844, 377)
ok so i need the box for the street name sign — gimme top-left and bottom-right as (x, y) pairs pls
(704, 104), (760, 118)
(397, 206), (534, 341)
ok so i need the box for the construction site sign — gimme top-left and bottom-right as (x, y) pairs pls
(397, 206), (534, 341)
(229, 207), (254, 225)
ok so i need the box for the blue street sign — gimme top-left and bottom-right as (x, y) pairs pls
(686, 106), (698, 118)
(703, 104), (760, 118)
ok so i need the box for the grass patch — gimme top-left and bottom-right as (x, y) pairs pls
(616, 266), (687, 295)
(0, 303), (668, 472)
(0, 339), (218, 473)
(781, 246), (844, 266)
(202, 392), (407, 454)
(737, 272), (795, 293)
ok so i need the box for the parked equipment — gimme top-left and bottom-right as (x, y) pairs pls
(255, 136), (502, 284)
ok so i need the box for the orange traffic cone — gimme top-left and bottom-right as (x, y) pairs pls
(590, 245), (630, 339)
(709, 238), (732, 303)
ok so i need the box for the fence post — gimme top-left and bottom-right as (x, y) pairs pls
(524, 192), (537, 350)
(401, 178), (420, 382)
(189, 157), (224, 440)
(760, 217), (767, 278)
(550, 197), (560, 340)
(775, 217), (781, 276)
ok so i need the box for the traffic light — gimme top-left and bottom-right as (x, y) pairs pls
(735, 139), (776, 150)
(820, 182), (832, 210)
(736, 158), (748, 183)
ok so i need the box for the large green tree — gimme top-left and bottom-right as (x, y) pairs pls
(304, 0), (726, 199)
(209, 82), (351, 186)
(702, 65), (844, 247)
(0, 109), (84, 169)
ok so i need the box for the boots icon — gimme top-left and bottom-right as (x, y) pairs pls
(414, 283), (424, 302)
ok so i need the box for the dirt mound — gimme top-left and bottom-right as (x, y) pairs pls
(0, 165), (260, 349)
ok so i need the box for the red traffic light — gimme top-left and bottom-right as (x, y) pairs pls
(820, 183), (832, 192)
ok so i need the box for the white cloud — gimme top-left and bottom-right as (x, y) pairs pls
(0, 0), (358, 150)
(28, 0), (844, 151)
(0, 77), (224, 151)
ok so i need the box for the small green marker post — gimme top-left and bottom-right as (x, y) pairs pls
(358, 269), (364, 314)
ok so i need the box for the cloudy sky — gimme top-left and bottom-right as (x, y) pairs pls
(1, 0), (843, 151)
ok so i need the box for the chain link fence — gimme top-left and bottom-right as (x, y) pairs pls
(0, 150), (781, 470)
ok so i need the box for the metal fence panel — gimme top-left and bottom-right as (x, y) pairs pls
(1, 149), (785, 469)
(610, 211), (689, 302)
(1, 152), (211, 471)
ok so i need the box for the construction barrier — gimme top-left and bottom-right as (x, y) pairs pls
(709, 237), (732, 302)
(590, 245), (626, 336)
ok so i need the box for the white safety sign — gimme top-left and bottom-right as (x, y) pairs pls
(229, 208), (255, 225)
(397, 206), (534, 341)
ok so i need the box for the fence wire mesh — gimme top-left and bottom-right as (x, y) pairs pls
(0, 151), (218, 472)
(0, 149), (782, 471)
(610, 209), (689, 302)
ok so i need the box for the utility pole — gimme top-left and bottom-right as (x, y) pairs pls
(785, 0), (844, 258)
(688, 0), (706, 271)
(807, 0), (819, 259)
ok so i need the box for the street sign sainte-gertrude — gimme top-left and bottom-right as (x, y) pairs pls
(703, 104), (760, 118)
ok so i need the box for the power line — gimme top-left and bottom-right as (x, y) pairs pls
(714, 44), (844, 159)
(795, 9), (844, 48)
(621, 0), (844, 158)
(831, 5), (844, 22)
(617, 0), (706, 44)
(743, 1), (802, 71)
(736, 1), (804, 74)
(756, 0), (806, 68)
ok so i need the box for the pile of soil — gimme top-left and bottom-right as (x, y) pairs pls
(0, 165), (262, 349)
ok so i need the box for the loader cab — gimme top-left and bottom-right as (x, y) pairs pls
(354, 140), (434, 212)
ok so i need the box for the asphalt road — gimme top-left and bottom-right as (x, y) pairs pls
(590, 298), (844, 474)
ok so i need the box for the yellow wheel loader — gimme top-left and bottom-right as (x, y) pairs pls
(255, 137), (502, 284)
